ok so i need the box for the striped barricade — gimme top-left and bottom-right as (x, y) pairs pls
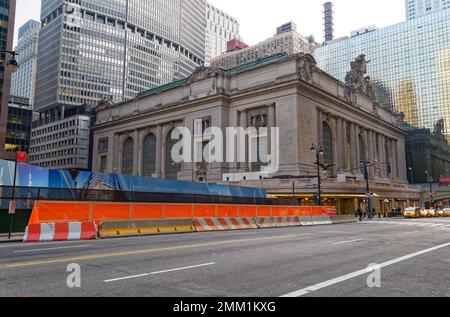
(23, 222), (97, 243)
(194, 218), (257, 232)
(255, 217), (301, 229)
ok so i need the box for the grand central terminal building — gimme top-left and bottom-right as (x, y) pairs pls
(92, 53), (421, 214)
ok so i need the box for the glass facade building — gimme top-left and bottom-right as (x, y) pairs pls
(314, 9), (450, 140)
(6, 96), (32, 153)
(0, 0), (16, 160)
(32, 0), (207, 170)
(406, 0), (450, 20)
(11, 19), (40, 106)
(35, 0), (207, 114)
(205, 2), (240, 65)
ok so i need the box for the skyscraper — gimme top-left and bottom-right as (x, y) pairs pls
(405, 0), (450, 20)
(10, 20), (40, 106)
(0, 0), (17, 160)
(314, 9), (450, 140)
(210, 23), (312, 69)
(31, 0), (207, 170)
(323, 2), (334, 42)
(205, 2), (240, 65)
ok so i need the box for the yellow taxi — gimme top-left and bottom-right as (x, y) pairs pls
(404, 207), (421, 219)
(443, 208), (450, 217)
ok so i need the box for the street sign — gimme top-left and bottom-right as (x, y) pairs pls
(9, 200), (16, 215)
(16, 151), (27, 162)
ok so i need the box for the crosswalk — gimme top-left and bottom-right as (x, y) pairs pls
(363, 220), (450, 229)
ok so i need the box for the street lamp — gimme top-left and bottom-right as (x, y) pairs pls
(361, 159), (372, 219)
(408, 167), (415, 184)
(425, 170), (434, 206)
(0, 50), (20, 73)
(311, 143), (324, 206)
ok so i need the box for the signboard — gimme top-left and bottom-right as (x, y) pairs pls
(16, 151), (27, 163)
(337, 174), (346, 183)
(9, 200), (16, 215)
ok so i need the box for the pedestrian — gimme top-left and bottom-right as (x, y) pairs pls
(358, 208), (363, 222)
(367, 207), (372, 220)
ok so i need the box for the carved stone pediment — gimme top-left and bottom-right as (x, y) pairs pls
(345, 54), (377, 103)
(187, 66), (220, 84)
(298, 54), (317, 82)
(96, 99), (114, 111)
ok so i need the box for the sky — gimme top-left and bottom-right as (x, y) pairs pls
(13, 0), (406, 46)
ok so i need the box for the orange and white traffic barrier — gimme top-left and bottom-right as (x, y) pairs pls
(23, 222), (97, 243)
(195, 218), (257, 232)
(256, 217), (300, 229)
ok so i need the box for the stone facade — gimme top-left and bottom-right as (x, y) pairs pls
(93, 53), (421, 213)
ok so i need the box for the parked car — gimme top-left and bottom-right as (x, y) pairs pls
(420, 209), (429, 217)
(443, 208), (450, 217)
(404, 207), (421, 219)
(437, 209), (445, 217)
(428, 209), (437, 217)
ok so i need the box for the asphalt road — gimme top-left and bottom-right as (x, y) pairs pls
(0, 218), (449, 297)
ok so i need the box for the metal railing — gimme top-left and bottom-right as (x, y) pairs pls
(0, 186), (295, 206)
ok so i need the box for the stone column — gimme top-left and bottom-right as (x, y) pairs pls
(155, 125), (163, 178)
(267, 104), (276, 146)
(318, 110), (323, 146)
(391, 139), (398, 181)
(336, 118), (344, 172)
(349, 123), (357, 173)
(133, 129), (140, 176)
(367, 130), (375, 178)
(239, 111), (248, 172)
(342, 120), (348, 172)
(385, 138), (392, 179)
(137, 131), (144, 177)
(397, 138), (408, 182)
(113, 133), (120, 174)
(354, 124), (361, 174)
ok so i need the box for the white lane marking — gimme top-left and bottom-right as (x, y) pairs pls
(104, 262), (216, 283)
(13, 245), (91, 253)
(281, 241), (450, 297)
(332, 239), (364, 245)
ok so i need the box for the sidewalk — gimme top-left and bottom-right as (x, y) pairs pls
(0, 233), (24, 243)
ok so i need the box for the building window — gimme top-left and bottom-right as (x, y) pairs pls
(165, 129), (182, 180)
(385, 144), (391, 177)
(122, 137), (134, 175)
(359, 134), (366, 173)
(142, 133), (156, 177)
(99, 155), (107, 173)
(322, 122), (334, 166)
(98, 137), (108, 153)
(250, 114), (268, 172)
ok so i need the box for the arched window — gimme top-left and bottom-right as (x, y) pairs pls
(250, 114), (268, 172)
(165, 129), (182, 179)
(346, 125), (352, 170)
(359, 134), (366, 173)
(122, 137), (134, 175)
(142, 133), (156, 177)
(385, 144), (391, 177)
(322, 123), (333, 165)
